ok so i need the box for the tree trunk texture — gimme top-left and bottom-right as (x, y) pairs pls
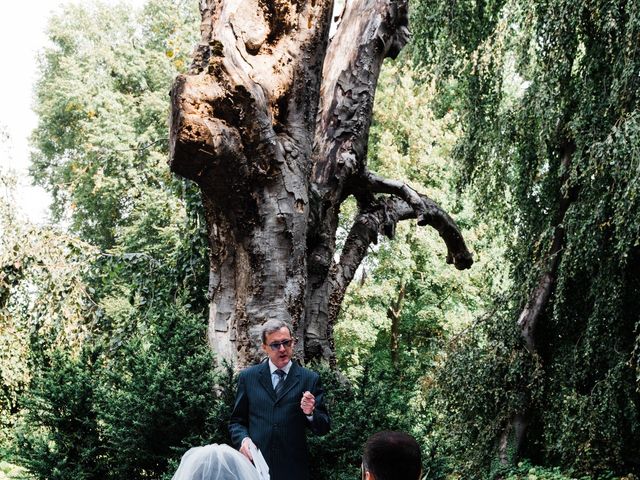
(388, 282), (405, 368)
(169, 0), (473, 368)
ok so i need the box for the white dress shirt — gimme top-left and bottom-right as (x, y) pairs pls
(268, 359), (292, 388)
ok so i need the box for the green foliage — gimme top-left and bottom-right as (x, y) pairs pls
(411, 0), (640, 476)
(335, 58), (509, 479)
(3, 2), (217, 479)
(432, 311), (543, 475)
(30, 0), (198, 249)
(94, 301), (226, 480)
(0, 168), (97, 453)
(13, 298), (237, 480)
(308, 360), (446, 480)
(337, 59), (507, 377)
(501, 460), (592, 480)
(14, 349), (107, 480)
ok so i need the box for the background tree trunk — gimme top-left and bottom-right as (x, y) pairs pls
(499, 143), (576, 465)
(169, 0), (473, 367)
(388, 282), (405, 369)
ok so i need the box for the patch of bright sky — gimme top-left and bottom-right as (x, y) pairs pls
(0, 0), (146, 225)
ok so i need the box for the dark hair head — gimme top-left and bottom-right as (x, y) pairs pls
(362, 431), (421, 480)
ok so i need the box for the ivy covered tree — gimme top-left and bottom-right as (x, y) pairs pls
(412, 0), (640, 475)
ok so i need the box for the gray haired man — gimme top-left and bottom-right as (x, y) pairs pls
(229, 320), (331, 480)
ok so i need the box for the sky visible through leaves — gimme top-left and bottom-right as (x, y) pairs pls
(0, 0), (145, 224)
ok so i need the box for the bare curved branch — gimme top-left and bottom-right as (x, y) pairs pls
(327, 191), (474, 323)
(364, 171), (431, 226)
(362, 171), (474, 270)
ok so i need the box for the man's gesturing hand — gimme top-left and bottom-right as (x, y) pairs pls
(240, 437), (255, 462)
(300, 391), (315, 415)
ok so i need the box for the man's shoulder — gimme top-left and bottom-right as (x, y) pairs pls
(292, 362), (320, 379)
(238, 362), (267, 378)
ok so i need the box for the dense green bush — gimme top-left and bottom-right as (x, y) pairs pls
(13, 326), (449, 480)
(498, 460), (630, 480)
(12, 299), (237, 480)
(308, 353), (447, 480)
(13, 349), (106, 480)
(95, 302), (223, 479)
(431, 310), (543, 476)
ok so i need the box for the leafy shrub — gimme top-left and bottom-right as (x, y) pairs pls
(499, 460), (627, 480)
(12, 299), (236, 480)
(13, 349), (107, 480)
(94, 302), (226, 480)
(309, 357), (447, 480)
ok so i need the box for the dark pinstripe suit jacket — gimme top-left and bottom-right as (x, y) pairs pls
(229, 361), (330, 480)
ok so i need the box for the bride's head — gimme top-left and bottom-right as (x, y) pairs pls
(172, 444), (261, 480)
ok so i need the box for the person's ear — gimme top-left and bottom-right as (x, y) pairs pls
(361, 464), (369, 480)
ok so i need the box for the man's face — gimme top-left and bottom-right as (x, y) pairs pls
(262, 326), (294, 369)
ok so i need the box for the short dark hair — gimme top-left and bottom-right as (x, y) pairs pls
(261, 319), (292, 344)
(362, 431), (421, 480)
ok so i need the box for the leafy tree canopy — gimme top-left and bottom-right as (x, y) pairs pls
(412, 0), (640, 475)
(30, 0), (199, 250)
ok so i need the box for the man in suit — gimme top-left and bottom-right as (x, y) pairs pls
(229, 319), (331, 480)
(361, 431), (422, 480)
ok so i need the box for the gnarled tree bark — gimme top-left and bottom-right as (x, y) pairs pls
(169, 0), (473, 367)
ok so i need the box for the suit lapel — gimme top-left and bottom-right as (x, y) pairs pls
(258, 362), (277, 402)
(276, 361), (300, 402)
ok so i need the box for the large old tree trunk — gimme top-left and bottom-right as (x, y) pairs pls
(169, 0), (473, 367)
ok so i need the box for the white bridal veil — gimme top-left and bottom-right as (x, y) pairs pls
(171, 444), (261, 480)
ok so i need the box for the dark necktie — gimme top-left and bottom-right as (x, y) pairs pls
(274, 369), (286, 396)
